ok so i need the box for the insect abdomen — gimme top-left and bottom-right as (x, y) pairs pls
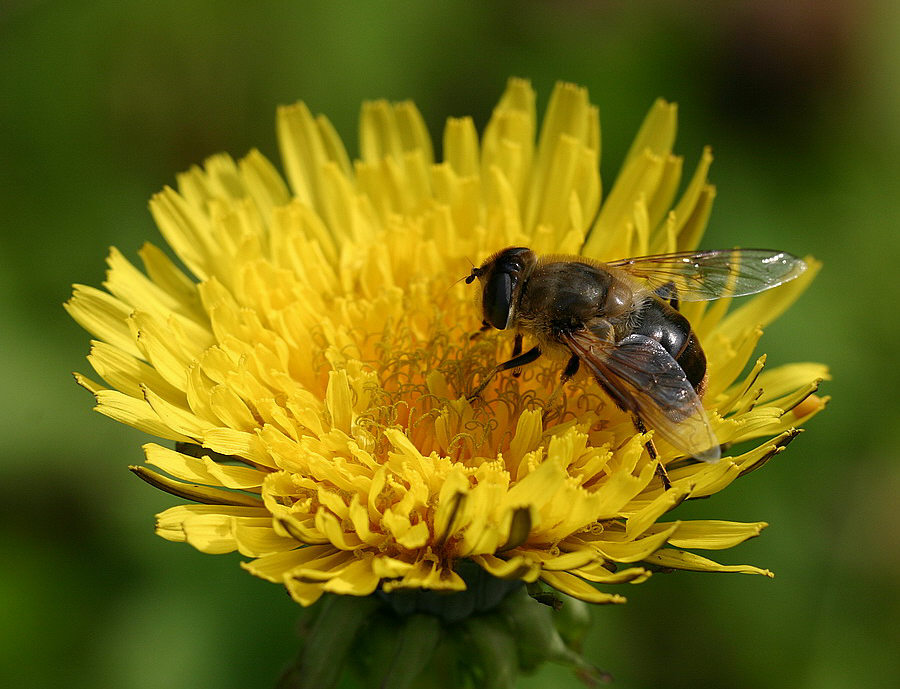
(633, 299), (708, 394)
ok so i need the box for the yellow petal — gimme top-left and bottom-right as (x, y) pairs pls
(149, 187), (214, 281)
(572, 562), (652, 585)
(622, 484), (693, 540)
(239, 149), (291, 223)
(540, 571), (626, 604)
(593, 522), (679, 563)
(66, 284), (141, 358)
(660, 520), (768, 550)
(143, 442), (266, 490)
(622, 98), (677, 165)
(94, 389), (193, 441)
(472, 553), (541, 581)
(131, 465), (262, 507)
(670, 146), (714, 251)
(138, 242), (205, 320)
(156, 504), (268, 551)
(320, 555), (381, 596)
(276, 102), (333, 208)
(88, 340), (183, 403)
(584, 148), (667, 259)
(242, 545), (343, 582)
(232, 517), (299, 557)
(643, 548), (773, 577)
(444, 117), (480, 178)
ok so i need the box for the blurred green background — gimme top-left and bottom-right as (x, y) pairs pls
(2, 1), (898, 687)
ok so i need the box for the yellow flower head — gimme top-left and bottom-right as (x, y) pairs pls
(67, 79), (827, 606)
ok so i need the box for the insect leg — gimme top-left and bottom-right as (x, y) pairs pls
(632, 415), (672, 490)
(511, 333), (524, 377)
(467, 345), (542, 401)
(469, 320), (493, 341)
(543, 354), (582, 414)
(560, 354), (580, 384)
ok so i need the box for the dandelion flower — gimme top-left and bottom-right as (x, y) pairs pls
(67, 79), (827, 607)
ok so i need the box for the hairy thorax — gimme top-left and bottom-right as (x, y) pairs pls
(514, 260), (639, 350)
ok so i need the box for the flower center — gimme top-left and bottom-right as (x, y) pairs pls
(349, 281), (617, 467)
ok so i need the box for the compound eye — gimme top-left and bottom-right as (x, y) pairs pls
(483, 272), (513, 329)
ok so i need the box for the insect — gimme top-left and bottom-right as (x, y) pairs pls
(465, 247), (807, 487)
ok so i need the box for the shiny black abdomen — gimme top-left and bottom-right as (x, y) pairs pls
(633, 298), (707, 392)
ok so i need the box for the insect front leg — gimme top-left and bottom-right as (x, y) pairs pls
(632, 415), (672, 490)
(543, 354), (581, 412)
(511, 333), (524, 377)
(467, 345), (542, 401)
(560, 354), (580, 384)
(469, 320), (493, 341)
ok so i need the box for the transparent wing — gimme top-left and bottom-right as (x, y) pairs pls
(607, 249), (807, 302)
(563, 330), (720, 462)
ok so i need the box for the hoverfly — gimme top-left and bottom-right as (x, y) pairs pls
(465, 247), (807, 486)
